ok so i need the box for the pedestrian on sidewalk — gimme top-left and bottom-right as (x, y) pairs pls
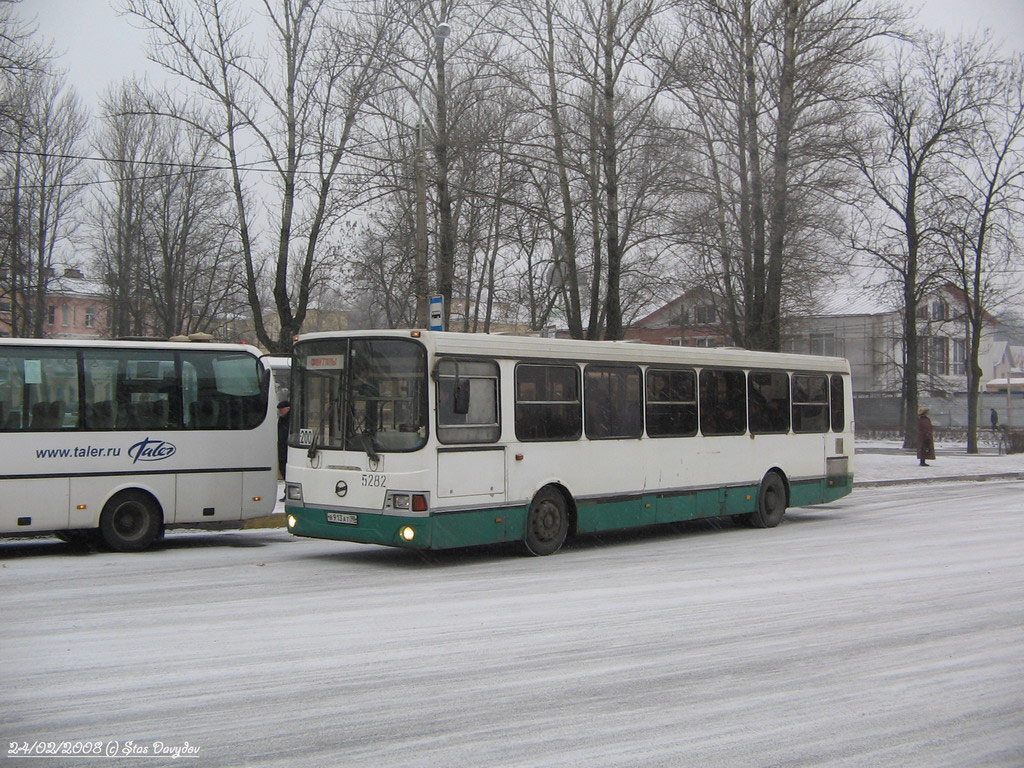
(917, 407), (935, 467)
(991, 408), (999, 430)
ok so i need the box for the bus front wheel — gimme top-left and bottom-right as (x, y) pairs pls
(523, 487), (569, 556)
(744, 472), (787, 528)
(99, 491), (163, 552)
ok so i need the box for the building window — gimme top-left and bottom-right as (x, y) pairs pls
(931, 337), (949, 376)
(694, 305), (716, 324)
(931, 300), (948, 320)
(0, 300), (10, 313)
(809, 332), (839, 357)
(61, 305), (70, 326)
(85, 307), (95, 328)
(952, 339), (966, 375)
(47, 305), (55, 325)
(694, 337), (718, 348)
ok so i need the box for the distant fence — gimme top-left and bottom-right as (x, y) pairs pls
(855, 425), (1024, 453)
(854, 392), (1024, 431)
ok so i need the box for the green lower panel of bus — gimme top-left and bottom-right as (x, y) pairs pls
(286, 473), (853, 551)
(285, 504), (530, 550)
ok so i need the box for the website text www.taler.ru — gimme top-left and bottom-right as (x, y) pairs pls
(35, 446), (122, 459)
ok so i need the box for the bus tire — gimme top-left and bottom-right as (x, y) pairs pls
(523, 487), (569, 556)
(99, 490), (163, 552)
(745, 471), (787, 528)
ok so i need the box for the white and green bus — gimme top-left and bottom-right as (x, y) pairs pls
(284, 330), (853, 555)
(0, 338), (278, 551)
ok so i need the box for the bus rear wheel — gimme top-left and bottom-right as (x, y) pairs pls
(523, 487), (569, 556)
(742, 471), (787, 528)
(99, 491), (162, 552)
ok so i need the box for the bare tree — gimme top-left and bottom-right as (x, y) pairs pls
(123, 0), (405, 351)
(853, 33), (999, 448)
(3, 70), (86, 337)
(91, 83), (158, 337)
(942, 54), (1024, 452)
(669, 0), (901, 350)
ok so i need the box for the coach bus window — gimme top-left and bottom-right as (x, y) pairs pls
(0, 348), (78, 430)
(830, 374), (845, 432)
(436, 358), (500, 444)
(83, 349), (178, 430)
(585, 365), (642, 439)
(748, 371), (790, 434)
(645, 368), (697, 437)
(515, 364), (581, 441)
(792, 374), (829, 433)
(181, 351), (265, 430)
(699, 369), (746, 436)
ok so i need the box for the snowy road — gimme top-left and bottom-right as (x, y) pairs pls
(3, 481), (1023, 768)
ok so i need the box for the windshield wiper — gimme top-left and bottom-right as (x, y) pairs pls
(358, 430), (380, 464)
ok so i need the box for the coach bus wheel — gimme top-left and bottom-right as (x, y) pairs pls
(523, 487), (569, 556)
(99, 491), (162, 552)
(745, 471), (787, 529)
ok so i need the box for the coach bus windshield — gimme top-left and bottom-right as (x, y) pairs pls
(292, 338), (428, 454)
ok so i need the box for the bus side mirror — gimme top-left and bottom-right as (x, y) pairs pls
(453, 379), (470, 415)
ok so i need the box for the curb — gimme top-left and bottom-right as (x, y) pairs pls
(855, 472), (1024, 488)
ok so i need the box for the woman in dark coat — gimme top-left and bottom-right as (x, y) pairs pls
(917, 407), (935, 466)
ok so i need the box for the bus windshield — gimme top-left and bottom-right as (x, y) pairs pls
(293, 338), (428, 454)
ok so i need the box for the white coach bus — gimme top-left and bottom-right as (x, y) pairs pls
(284, 330), (854, 556)
(0, 338), (277, 551)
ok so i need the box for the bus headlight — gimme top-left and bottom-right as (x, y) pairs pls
(400, 526), (416, 541)
(287, 515), (298, 528)
(285, 483), (303, 502)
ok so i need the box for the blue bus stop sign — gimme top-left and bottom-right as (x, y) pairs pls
(429, 295), (444, 331)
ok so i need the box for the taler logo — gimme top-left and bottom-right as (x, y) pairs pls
(335, 481), (348, 498)
(128, 438), (177, 463)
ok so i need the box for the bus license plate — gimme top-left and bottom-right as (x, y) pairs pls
(326, 512), (357, 525)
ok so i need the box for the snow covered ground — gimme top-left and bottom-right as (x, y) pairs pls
(2, 443), (1022, 768)
(854, 440), (1024, 484)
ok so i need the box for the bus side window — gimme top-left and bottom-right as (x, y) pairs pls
(793, 374), (829, 433)
(646, 368), (697, 437)
(748, 371), (790, 434)
(515, 364), (581, 442)
(0, 350), (79, 430)
(830, 375), (845, 432)
(699, 369), (746, 436)
(436, 358), (500, 444)
(585, 365), (642, 439)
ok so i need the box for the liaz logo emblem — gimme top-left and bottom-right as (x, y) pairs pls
(128, 438), (177, 463)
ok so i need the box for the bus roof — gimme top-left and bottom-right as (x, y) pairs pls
(0, 337), (263, 356)
(294, 329), (850, 374)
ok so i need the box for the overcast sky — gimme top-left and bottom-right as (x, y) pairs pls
(22, 0), (1024, 116)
